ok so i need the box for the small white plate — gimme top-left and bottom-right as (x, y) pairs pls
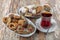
(35, 18), (57, 33)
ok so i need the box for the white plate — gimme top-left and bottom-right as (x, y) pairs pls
(4, 13), (36, 37)
(35, 18), (57, 33)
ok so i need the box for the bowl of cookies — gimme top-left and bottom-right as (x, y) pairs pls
(2, 13), (36, 37)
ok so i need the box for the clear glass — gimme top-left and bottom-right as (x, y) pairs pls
(41, 16), (51, 29)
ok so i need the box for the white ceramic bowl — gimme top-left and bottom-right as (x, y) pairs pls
(4, 13), (36, 37)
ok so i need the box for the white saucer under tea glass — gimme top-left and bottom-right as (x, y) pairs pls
(36, 18), (57, 33)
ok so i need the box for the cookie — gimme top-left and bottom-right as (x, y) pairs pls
(8, 23), (18, 30)
(44, 4), (51, 12)
(3, 17), (8, 24)
(36, 6), (42, 13)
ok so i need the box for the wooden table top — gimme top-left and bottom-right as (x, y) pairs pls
(0, 0), (60, 40)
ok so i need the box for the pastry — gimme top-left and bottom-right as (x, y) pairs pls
(32, 9), (36, 14)
(14, 15), (20, 20)
(36, 6), (42, 13)
(3, 17), (8, 24)
(18, 20), (26, 27)
(7, 17), (11, 25)
(25, 13), (32, 17)
(8, 23), (18, 30)
(9, 14), (14, 18)
(11, 19), (18, 23)
(27, 24), (34, 33)
(44, 4), (51, 12)
(24, 7), (29, 12)
(17, 26), (24, 34)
